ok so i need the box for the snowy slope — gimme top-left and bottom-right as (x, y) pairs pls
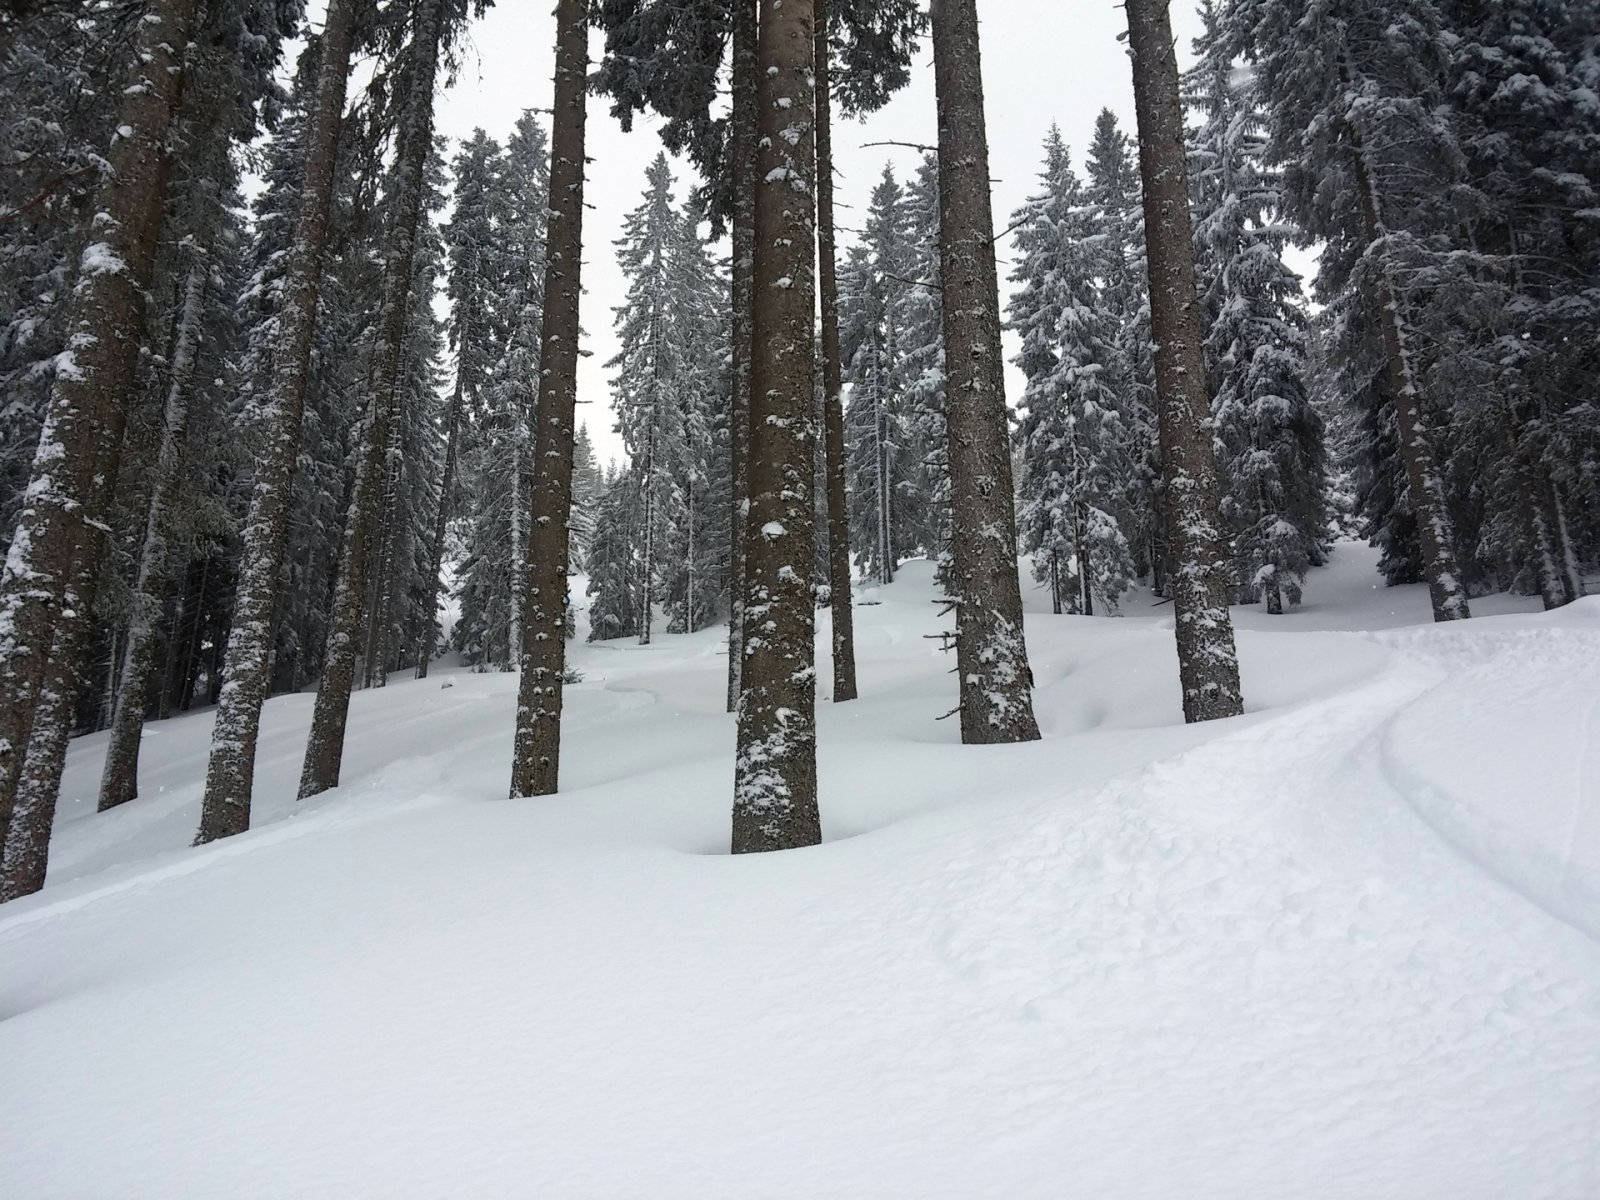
(2, 542), (1598, 1199)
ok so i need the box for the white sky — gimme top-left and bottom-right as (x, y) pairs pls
(431, 2), (1208, 467)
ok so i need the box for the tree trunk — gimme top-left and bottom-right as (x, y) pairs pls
(0, 0), (199, 848)
(726, 0), (758, 714)
(814, 0), (858, 703)
(508, 0), (588, 798)
(416, 372), (465, 678)
(196, 0), (360, 844)
(929, 0), (1040, 745)
(1124, 0), (1245, 723)
(1341, 68), (1469, 623)
(731, 0), (821, 854)
(99, 253), (207, 811)
(298, 0), (445, 801)
(640, 428), (655, 644)
(365, 404), (404, 687)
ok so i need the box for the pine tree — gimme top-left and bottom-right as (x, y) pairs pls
(509, 0), (587, 799)
(1125, 0), (1244, 722)
(1230, 0), (1472, 622)
(929, 0), (1040, 745)
(196, 0), (364, 844)
(1008, 127), (1137, 617)
(732, 0), (821, 853)
(1186, 2), (1326, 613)
(585, 466), (645, 641)
(299, 0), (451, 801)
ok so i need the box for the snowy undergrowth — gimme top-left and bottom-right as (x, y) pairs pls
(2, 542), (1598, 1198)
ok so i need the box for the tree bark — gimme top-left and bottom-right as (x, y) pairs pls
(731, 0), (821, 853)
(1126, 0), (1245, 722)
(726, 0), (758, 714)
(99, 252), (207, 811)
(298, 0), (445, 801)
(508, 0), (588, 798)
(929, 0), (1040, 745)
(196, 0), (360, 843)
(1342, 63), (1469, 624)
(813, 0), (857, 703)
(0, 0), (200, 849)
(416, 371), (465, 678)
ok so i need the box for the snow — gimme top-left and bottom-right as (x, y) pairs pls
(3, 541), (1598, 1198)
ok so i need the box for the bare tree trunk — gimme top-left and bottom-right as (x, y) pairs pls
(732, 0), (821, 854)
(813, 0), (857, 702)
(1340, 71), (1469, 623)
(298, 0), (445, 801)
(508, 0), (588, 798)
(929, 0), (1040, 745)
(416, 372), (465, 678)
(196, 0), (360, 844)
(0, 0), (199, 848)
(640, 427), (655, 644)
(365, 407), (404, 687)
(98, 253), (207, 811)
(507, 419), (524, 668)
(1125, 0), (1244, 722)
(726, 0), (758, 714)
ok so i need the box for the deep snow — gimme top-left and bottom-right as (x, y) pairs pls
(2, 542), (1598, 1199)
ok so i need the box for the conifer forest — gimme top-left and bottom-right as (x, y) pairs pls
(3, 2), (1600, 1195)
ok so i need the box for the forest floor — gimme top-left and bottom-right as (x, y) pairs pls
(3, 541), (1599, 1198)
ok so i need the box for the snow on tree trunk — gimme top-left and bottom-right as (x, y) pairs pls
(731, 0), (822, 854)
(99, 252), (207, 812)
(929, 0), (1040, 745)
(726, 0), (758, 715)
(415, 372), (464, 680)
(640, 428), (655, 645)
(0, 0), (200, 849)
(298, 0), (446, 801)
(508, 0), (587, 799)
(1346, 114), (1470, 623)
(814, 0), (858, 703)
(1123, 0), (1245, 724)
(195, 0), (360, 844)
(364, 405), (405, 689)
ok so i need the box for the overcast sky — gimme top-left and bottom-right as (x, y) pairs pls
(430, 2), (1207, 467)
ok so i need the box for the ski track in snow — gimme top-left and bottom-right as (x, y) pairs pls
(2, 542), (1599, 1198)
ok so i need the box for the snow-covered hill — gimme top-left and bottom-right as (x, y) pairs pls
(3, 543), (1598, 1198)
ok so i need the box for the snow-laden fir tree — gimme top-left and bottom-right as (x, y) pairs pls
(1186, 2), (1327, 614)
(1008, 126), (1137, 616)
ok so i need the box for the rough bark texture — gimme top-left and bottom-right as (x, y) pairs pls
(508, 0), (587, 798)
(415, 373), (464, 678)
(726, 0), (758, 715)
(298, 0), (445, 801)
(0, 0), (199, 848)
(814, 0), (857, 704)
(1125, 0), (1245, 722)
(929, 0), (1040, 745)
(1346, 117), (1470, 624)
(195, 0), (360, 844)
(731, 0), (821, 854)
(98, 254), (207, 812)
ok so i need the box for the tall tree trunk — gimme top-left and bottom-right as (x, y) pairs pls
(731, 0), (820, 854)
(726, 0), (758, 714)
(0, 0), (199, 850)
(508, 0), (588, 798)
(507, 418), (524, 668)
(814, 0), (857, 702)
(298, 0), (445, 800)
(1341, 68), (1469, 623)
(416, 372), (465, 678)
(365, 406), (404, 687)
(196, 0), (360, 844)
(98, 253), (207, 811)
(929, 0), (1040, 745)
(1126, 0), (1244, 723)
(640, 428), (655, 644)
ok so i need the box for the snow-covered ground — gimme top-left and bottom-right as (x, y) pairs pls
(3, 542), (1598, 1199)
